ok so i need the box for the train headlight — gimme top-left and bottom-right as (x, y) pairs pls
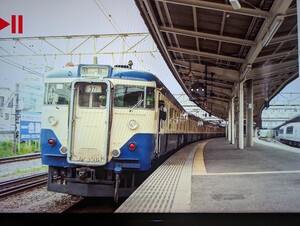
(59, 146), (68, 155)
(128, 119), (138, 130)
(112, 149), (121, 158)
(48, 116), (58, 126)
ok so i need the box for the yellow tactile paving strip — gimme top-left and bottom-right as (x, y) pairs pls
(192, 139), (215, 175)
(115, 140), (211, 213)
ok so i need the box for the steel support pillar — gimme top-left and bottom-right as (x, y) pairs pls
(228, 103), (232, 143)
(238, 81), (244, 149)
(246, 80), (253, 147)
(231, 97), (235, 145)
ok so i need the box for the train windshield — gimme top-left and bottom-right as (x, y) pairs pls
(44, 83), (71, 105)
(78, 83), (108, 108)
(114, 85), (155, 109)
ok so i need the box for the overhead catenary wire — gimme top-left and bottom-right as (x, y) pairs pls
(0, 57), (45, 78)
(93, 0), (150, 71)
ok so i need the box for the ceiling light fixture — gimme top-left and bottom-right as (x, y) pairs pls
(261, 15), (285, 47)
(229, 0), (241, 10)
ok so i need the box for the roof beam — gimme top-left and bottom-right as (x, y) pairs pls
(168, 46), (246, 64)
(269, 33), (297, 45)
(160, 26), (256, 47)
(254, 49), (298, 63)
(242, 0), (294, 66)
(173, 59), (239, 81)
(248, 59), (298, 78)
(180, 74), (233, 89)
(235, 0), (294, 93)
(158, 0), (270, 18)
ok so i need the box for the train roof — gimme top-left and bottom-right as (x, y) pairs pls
(280, 122), (300, 128)
(45, 64), (224, 124)
(46, 64), (186, 114)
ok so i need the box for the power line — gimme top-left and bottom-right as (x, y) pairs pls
(93, 0), (149, 70)
(0, 57), (45, 78)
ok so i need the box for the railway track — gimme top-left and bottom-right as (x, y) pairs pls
(61, 197), (126, 213)
(0, 172), (48, 198)
(0, 153), (41, 164)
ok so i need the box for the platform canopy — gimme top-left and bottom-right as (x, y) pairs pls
(135, 0), (298, 123)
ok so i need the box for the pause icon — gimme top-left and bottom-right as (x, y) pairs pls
(11, 15), (23, 34)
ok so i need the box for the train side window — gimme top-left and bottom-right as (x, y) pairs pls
(146, 87), (155, 109)
(44, 83), (70, 105)
(0, 96), (4, 108)
(159, 100), (167, 121)
(114, 85), (145, 108)
(286, 126), (293, 134)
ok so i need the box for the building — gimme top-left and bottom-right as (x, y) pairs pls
(0, 76), (44, 142)
(0, 87), (16, 141)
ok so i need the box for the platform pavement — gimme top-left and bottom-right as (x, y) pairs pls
(191, 137), (300, 212)
(115, 137), (300, 213)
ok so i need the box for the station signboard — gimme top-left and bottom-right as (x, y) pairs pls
(20, 112), (41, 141)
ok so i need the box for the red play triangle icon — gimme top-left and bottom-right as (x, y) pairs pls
(0, 17), (10, 30)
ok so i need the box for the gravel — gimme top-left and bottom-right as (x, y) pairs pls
(0, 186), (82, 213)
(0, 158), (82, 213)
(0, 158), (46, 182)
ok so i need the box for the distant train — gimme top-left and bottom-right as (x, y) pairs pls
(41, 62), (225, 202)
(277, 122), (300, 148)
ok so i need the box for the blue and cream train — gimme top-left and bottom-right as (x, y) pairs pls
(41, 62), (225, 202)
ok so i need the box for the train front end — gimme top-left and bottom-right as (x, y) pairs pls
(41, 64), (157, 201)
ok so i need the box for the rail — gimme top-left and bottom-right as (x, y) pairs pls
(0, 153), (41, 164)
(0, 172), (48, 198)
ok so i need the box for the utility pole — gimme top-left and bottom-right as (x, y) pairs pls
(13, 84), (20, 154)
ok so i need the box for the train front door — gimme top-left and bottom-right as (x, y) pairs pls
(68, 80), (111, 166)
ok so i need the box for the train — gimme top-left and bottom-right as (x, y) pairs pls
(41, 61), (225, 202)
(276, 122), (300, 148)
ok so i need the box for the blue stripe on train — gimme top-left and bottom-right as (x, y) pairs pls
(41, 129), (156, 170)
(41, 129), (75, 167)
(105, 133), (156, 171)
(41, 129), (218, 170)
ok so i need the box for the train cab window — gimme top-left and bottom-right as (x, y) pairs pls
(44, 83), (71, 105)
(78, 83), (107, 108)
(114, 85), (155, 109)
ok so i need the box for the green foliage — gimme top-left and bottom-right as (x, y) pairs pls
(0, 141), (13, 158)
(0, 141), (40, 158)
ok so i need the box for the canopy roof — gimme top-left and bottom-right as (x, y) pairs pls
(135, 0), (298, 124)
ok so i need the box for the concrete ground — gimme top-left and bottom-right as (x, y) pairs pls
(191, 138), (300, 212)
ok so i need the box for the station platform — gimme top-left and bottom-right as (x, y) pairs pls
(115, 137), (300, 213)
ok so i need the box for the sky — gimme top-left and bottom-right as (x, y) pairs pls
(0, 0), (299, 101)
(0, 0), (185, 95)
